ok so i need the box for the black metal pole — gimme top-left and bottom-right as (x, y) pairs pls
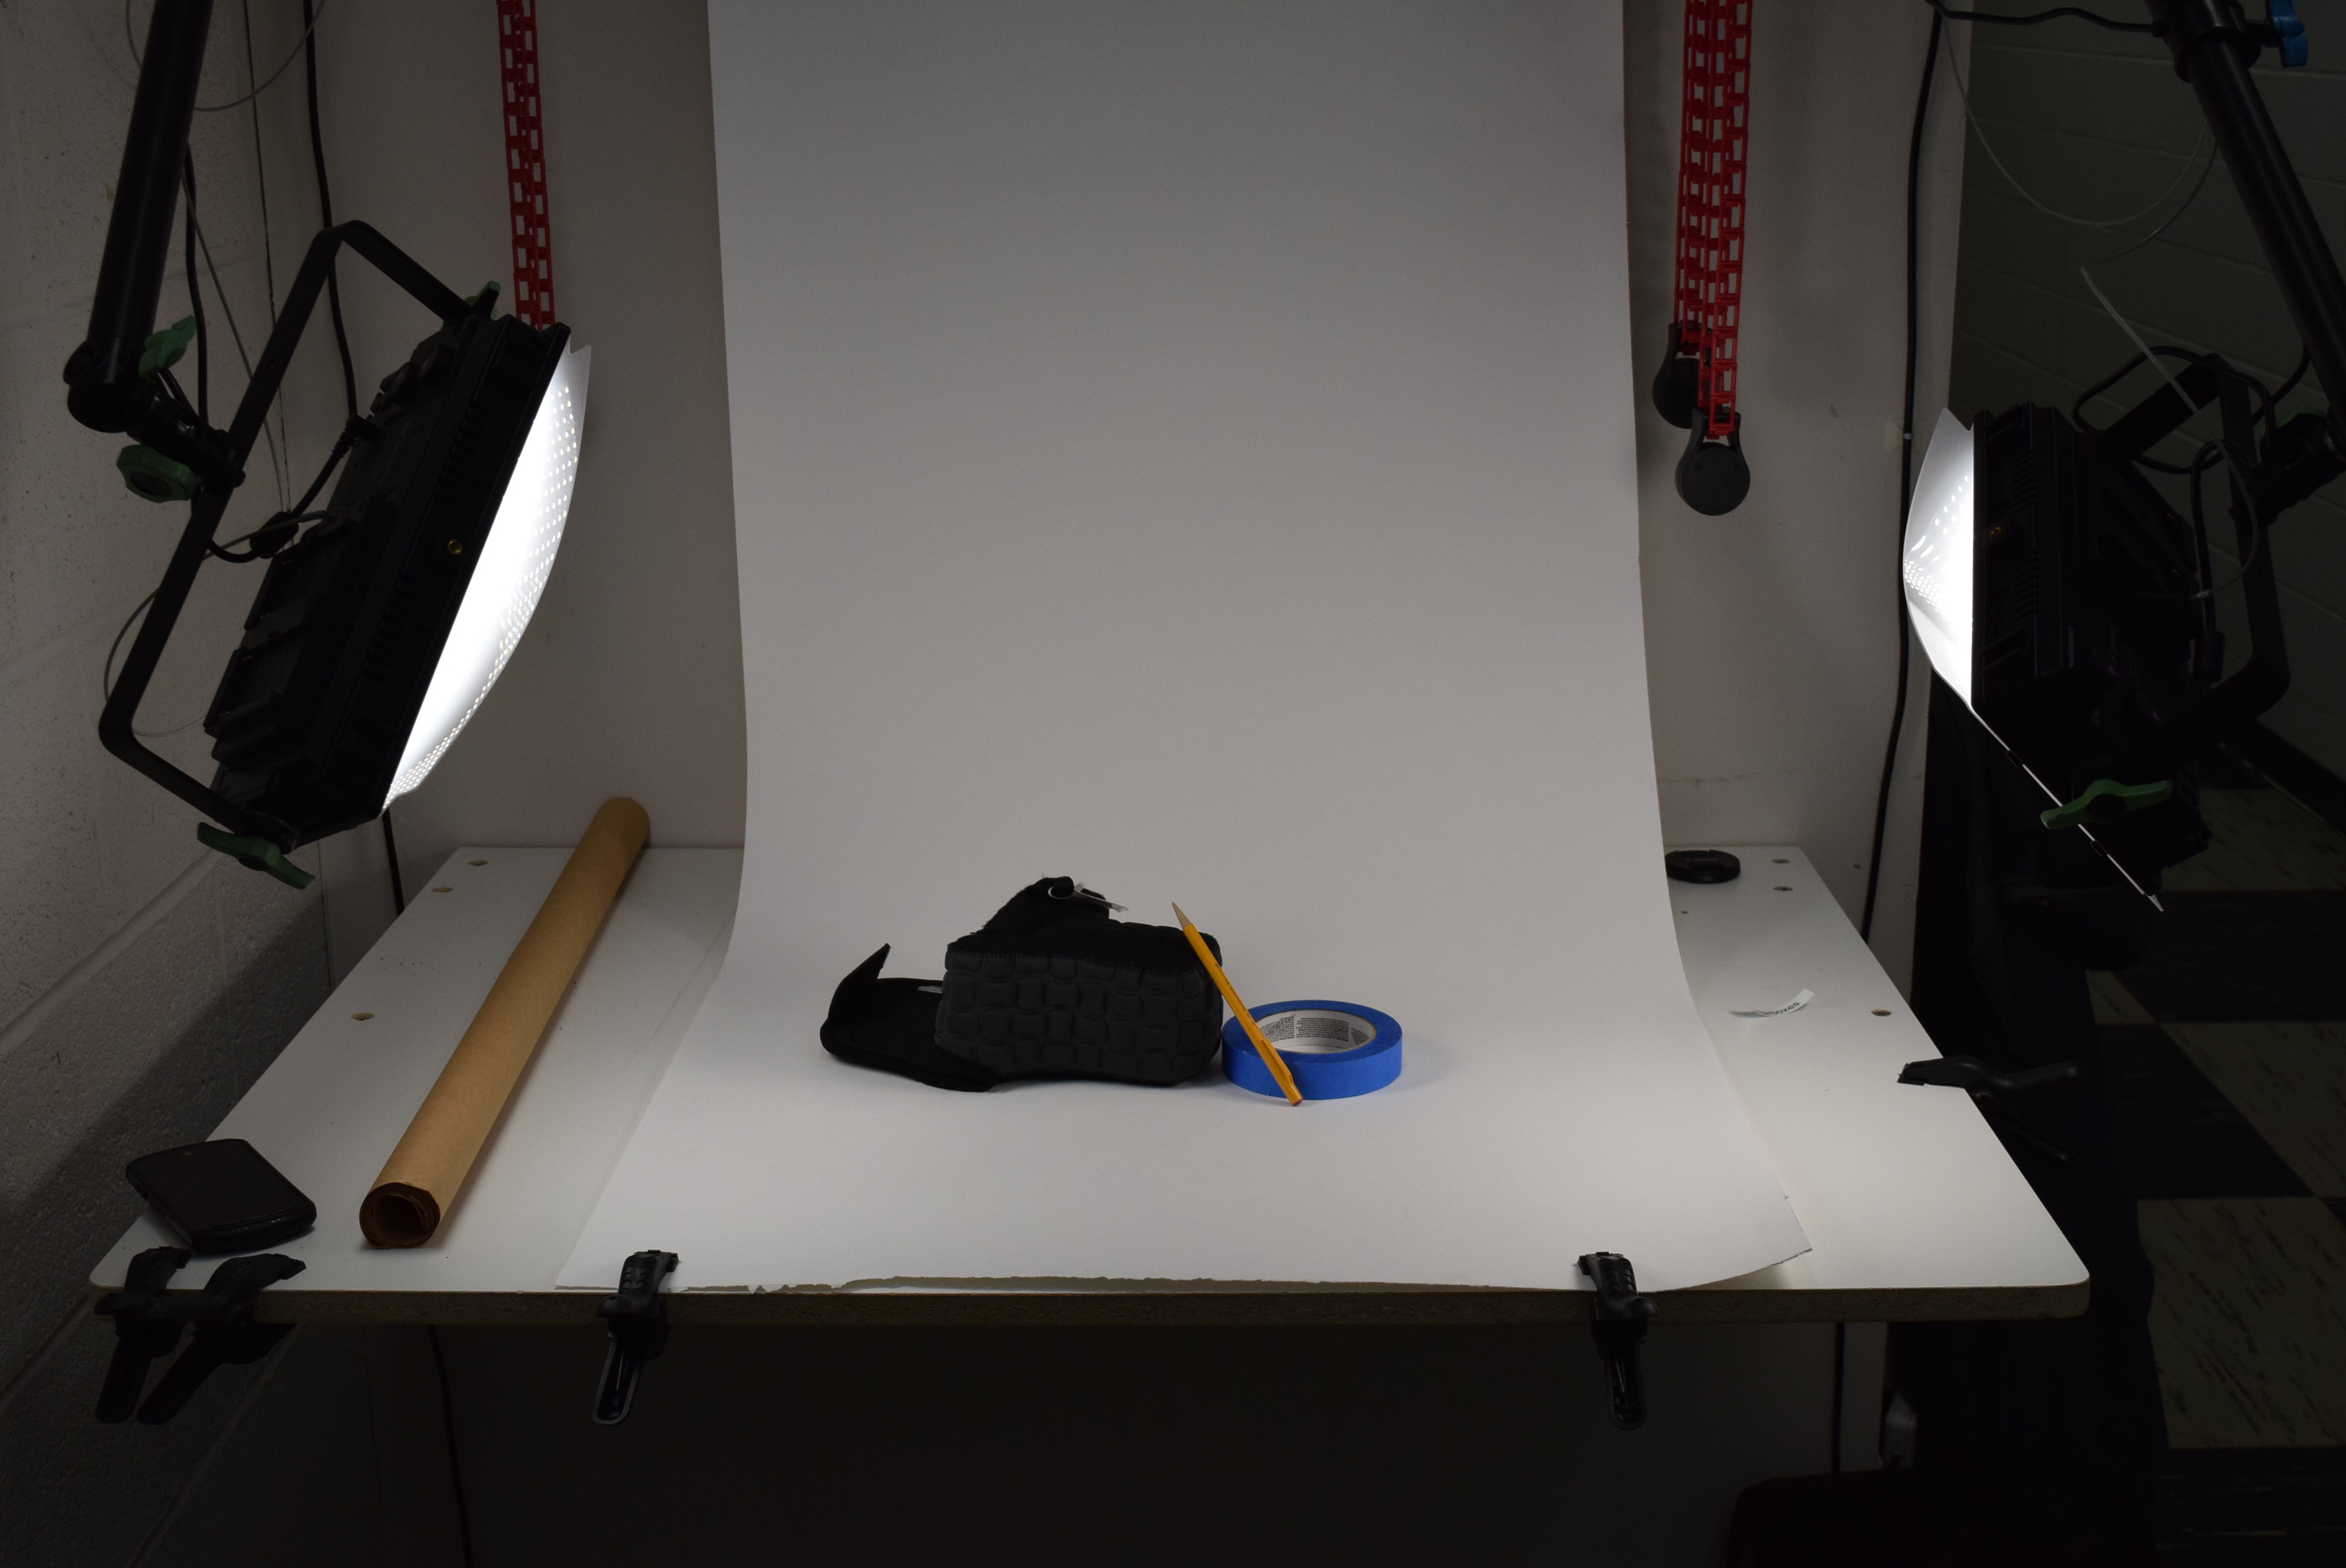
(96, 487), (281, 843)
(2148, 0), (2346, 437)
(63, 0), (214, 435)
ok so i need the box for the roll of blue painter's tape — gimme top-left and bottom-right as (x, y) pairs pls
(1221, 1000), (1402, 1100)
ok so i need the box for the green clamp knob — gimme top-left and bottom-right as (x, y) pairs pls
(139, 316), (197, 380)
(196, 824), (315, 890)
(2040, 777), (2174, 832)
(118, 445), (199, 503)
(467, 281), (502, 316)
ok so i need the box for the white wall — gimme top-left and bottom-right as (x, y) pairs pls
(1948, 5), (2346, 779)
(1627, 3), (1966, 987)
(310, 0), (1966, 982)
(2, 6), (735, 1542)
(0, 2), (348, 1555)
(302, 0), (744, 977)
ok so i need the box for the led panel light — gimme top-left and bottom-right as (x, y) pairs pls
(1902, 408), (1974, 709)
(200, 309), (586, 848)
(1901, 401), (2233, 896)
(390, 344), (589, 802)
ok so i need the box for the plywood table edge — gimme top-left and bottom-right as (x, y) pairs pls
(90, 1279), (2088, 1328)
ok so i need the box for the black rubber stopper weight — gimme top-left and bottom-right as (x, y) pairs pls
(1665, 849), (1741, 884)
(1675, 413), (1750, 516)
(1651, 323), (1698, 430)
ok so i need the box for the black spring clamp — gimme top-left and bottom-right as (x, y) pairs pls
(94, 1247), (304, 1424)
(594, 1250), (679, 1425)
(1578, 1251), (1658, 1431)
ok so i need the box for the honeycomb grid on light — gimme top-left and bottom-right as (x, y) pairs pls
(387, 343), (591, 804)
(1902, 408), (1975, 710)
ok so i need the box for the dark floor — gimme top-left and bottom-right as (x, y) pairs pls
(2094, 737), (2346, 1559)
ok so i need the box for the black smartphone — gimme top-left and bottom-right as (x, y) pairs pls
(125, 1139), (316, 1255)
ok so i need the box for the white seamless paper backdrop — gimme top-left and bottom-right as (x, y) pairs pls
(561, 0), (1810, 1295)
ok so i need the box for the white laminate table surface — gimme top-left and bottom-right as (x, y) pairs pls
(92, 846), (2084, 1324)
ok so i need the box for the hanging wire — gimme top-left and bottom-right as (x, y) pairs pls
(2081, 265), (2204, 416)
(103, 418), (350, 731)
(172, 151), (296, 518)
(189, 201), (292, 511)
(2269, 344), (2312, 407)
(180, 154), (209, 421)
(102, 505), (325, 736)
(1938, 24), (2212, 232)
(240, 0), (291, 509)
(1935, 10), (2267, 513)
(2075, 343), (2297, 453)
(2072, 136), (2224, 417)
(427, 1327), (475, 1568)
(103, 593), (161, 706)
(303, 0), (360, 424)
(1859, 5), (1945, 946)
(1924, 1), (2156, 32)
(2173, 439), (2268, 604)
(125, 0), (330, 113)
(100, 591), (206, 740)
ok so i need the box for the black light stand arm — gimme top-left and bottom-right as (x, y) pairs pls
(97, 489), (260, 838)
(60, 0), (242, 492)
(2114, 368), (2290, 782)
(99, 223), (476, 849)
(2147, 1), (2346, 442)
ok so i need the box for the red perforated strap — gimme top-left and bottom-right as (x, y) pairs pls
(497, 0), (556, 327)
(1671, 0), (1750, 439)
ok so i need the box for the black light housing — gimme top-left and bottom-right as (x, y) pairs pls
(1905, 355), (2326, 886)
(202, 306), (573, 847)
(1899, 2), (2346, 893)
(64, 0), (586, 881)
(1971, 389), (2279, 795)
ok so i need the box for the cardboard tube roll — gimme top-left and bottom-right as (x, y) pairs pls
(360, 798), (650, 1247)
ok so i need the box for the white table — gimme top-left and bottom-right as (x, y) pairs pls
(92, 847), (2084, 1325)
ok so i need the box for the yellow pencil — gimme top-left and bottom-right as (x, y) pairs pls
(1171, 902), (1302, 1107)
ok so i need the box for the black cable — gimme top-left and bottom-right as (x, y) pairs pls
(297, 0), (405, 931)
(285, 421), (361, 517)
(242, 0), (289, 508)
(125, 0), (330, 113)
(1924, 0), (2156, 32)
(103, 593), (161, 702)
(301, 0), (358, 424)
(1845, 16), (1949, 1454)
(2184, 441), (2268, 599)
(2270, 344), (2312, 408)
(199, 403), (358, 565)
(156, 365), (198, 422)
(192, 210), (276, 428)
(1858, 6), (1944, 946)
(183, 189), (303, 522)
(2188, 440), (2222, 601)
(1830, 1321), (1847, 1472)
(205, 511), (326, 564)
(2104, 437), (2270, 604)
(182, 154), (208, 421)
(424, 1327), (476, 1568)
(383, 807), (406, 915)
(2075, 344), (2285, 439)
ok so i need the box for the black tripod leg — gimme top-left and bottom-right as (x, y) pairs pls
(1594, 1320), (1651, 1430)
(96, 1319), (183, 1424)
(136, 1323), (292, 1425)
(93, 1244), (191, 1423)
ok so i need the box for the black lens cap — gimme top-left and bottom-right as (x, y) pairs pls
(1665, 849), (1741, 884)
